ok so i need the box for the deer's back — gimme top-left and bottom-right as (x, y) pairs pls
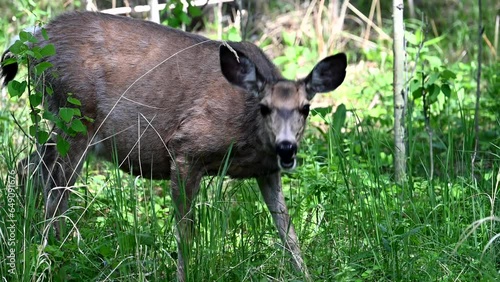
(37, 12), (282, 179)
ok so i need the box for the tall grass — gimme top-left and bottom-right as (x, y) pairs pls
(1, 85), (500, 282)
(1, 1), (499, 281)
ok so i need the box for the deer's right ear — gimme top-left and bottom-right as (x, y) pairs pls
(219, 44), (265, 97)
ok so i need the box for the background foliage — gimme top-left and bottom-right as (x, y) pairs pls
(1, 0), (499, 281)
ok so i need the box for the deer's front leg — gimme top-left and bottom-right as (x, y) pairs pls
(170, 157), (202, 282)
(257, 172), (310, 280)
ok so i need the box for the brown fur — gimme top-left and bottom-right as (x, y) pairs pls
(2, 11), (347, 281)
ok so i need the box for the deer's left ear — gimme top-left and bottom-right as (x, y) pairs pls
(304, 53), (347, 100)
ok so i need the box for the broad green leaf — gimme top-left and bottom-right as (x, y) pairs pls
(59, 107), (75, 123)
(19, 31), (30, 42)
(67, 96), (82, 106)
(36, 130), (50, 144)
(427, 84), (440, 104)
(409, 79), (421, 93)
(332, 104), (347, 135)
(414, 28), (424, 44)
(425, 72), (439, 87)
(56, 136), (70, 157)
(34, 62), (53, 76)
(311, 106), (333, 118)
(31, 46), (43, 59)
(441, 83), (451, 98)
(40, 44), (56, 57)
(1, 57), (17, 67)
(70, 119), (87, 133)
(273, 56), (288, 66)
(7, 80), (27, 98)
(188, 5), (202, 17)
(46, 86), (54, 95)
(440, 69), (457, 80)
(423, 35), (445, 47)
(179, 12), (192, 25)
(29, 92), (43, 107)
(9, 40), (27, 54)
(41, 28), (49, 40)
(226, 26), (241, 41)
(42, 110), (56, 122)
(19, 30), (38, 43)
(167, 18), (181, 28)
(28, 125), (49, 144)
(412, 87), (424, 99)
(172, 4), (184, 16)
(29, 113), (41, 123)
(282, 32), (296, 46)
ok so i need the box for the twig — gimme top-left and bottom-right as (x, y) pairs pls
(362, 0), (378, 48)
(472, 0), (483, 174)
(348, 2), (391, 41)
(10, 112), (35, 143)
(422, 80), (433, 181)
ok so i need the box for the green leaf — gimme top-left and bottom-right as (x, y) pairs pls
(414, 28), (424, 44)
(37, 130), (50, 144)
(226, 26), (241, 41)
(7, 80), (27, 98)
(42, 110), (57, 122)
(59, 107), (75, 123)
(273, 56), (288, 66)
(46, 86), (54, 95)
(29, 113), (41, 124)
(32, 50), (43, 60)
(40, 44), (56, 57)
(167, 18), (181, 28)
(412, 87), (424, 99)
(404, 31), (419, 45)
(425, 72), (439, 87)
(28, 125), (49, 143)
(282, 32), (296, 46)
(29, 92), (43, 107)
(19, 31), (30, 42)
(34, 62), (53, 76)
(188, 5), (202, 17)
(427, 84), (440, 104)
(41, 28), (49, 40)
(179, 12), (192, 25)
(441, 84), (451, 98)
(56, 136), (70, 157)
(1, 57), (17, 67)
(332, 104), (347, 135)
(67, 96), (82, 106)
(311, 106), (332, 118)
(409, 79), (421, 93)
(440, 69), (457, 80)
(9, 40), (27, 54)
(423, 35), (445, 47)
(70, 119), (87, 133)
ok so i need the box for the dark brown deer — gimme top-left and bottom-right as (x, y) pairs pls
(1, 11), (346, 281)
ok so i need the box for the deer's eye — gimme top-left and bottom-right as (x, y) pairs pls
(260, 104), (272, 116)
(300, 104), (310, 117)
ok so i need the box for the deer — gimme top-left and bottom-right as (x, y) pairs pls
(1, 11), (347, 281)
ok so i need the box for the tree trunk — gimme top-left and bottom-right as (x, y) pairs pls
(393, 0), (406, 183)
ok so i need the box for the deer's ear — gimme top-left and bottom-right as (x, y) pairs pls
(220, 44), (265, 97)
(304, 53), (347, 100)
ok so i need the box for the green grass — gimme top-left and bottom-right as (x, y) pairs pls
(1, 97), (499, 281)
(1, 1), (500, 281)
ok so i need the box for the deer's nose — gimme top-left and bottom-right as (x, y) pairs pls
(276, 141), (297, 169)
